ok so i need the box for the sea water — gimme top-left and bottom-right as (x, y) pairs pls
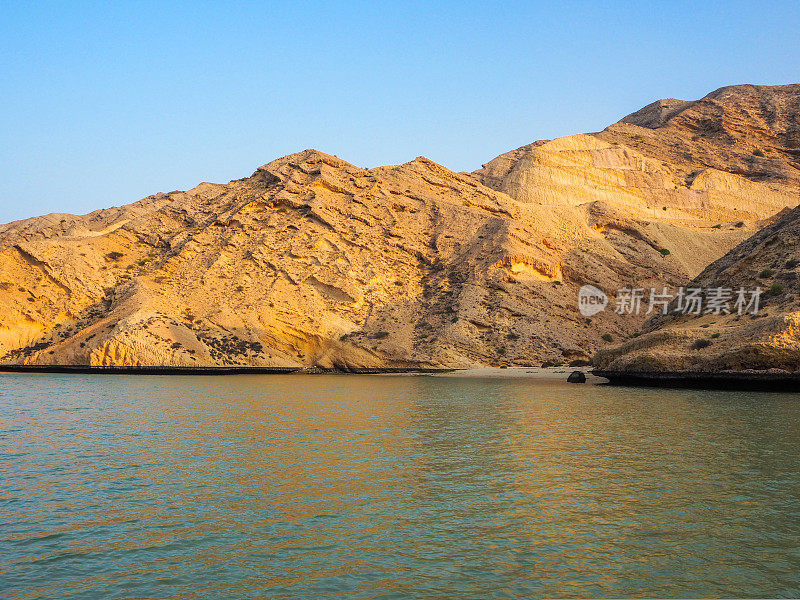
(1, 373), (799, 598)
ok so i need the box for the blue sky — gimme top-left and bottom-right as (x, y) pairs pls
(1, 1), (798, 223)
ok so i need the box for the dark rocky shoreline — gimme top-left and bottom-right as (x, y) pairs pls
(592, 369), (800, 391)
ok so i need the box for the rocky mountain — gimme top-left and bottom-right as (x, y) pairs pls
(476, 84), (800, 222)
(1, 84), (799, 369)
(594, 202), (800, 373)
(602, 84), (800, 188)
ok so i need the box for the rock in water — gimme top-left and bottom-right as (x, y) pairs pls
(567, 371), (587, 383)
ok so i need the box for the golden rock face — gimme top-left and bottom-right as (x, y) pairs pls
(593, 205), (800, 374)
(2, 84), (799, 368)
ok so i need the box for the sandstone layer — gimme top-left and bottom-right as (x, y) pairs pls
(1, 84), (798, 368)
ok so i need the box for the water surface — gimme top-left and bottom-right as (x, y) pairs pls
(1, 373), (799, 598)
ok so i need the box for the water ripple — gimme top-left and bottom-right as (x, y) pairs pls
(0, 373), (799, 598)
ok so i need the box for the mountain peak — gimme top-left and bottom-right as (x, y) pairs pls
(599, 83), (800, 189)
(619, 98), (696, 129)
(617, 83), (800, 130)
(257, 149), (352, 172)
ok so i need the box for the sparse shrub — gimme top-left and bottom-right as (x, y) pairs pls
(17, 286), (25, 292)
(769, 283), (785, 296)
(105, 251), (124, 261)
(372, 331), (390, 339)
(0, 282), (12, 290)
(235, 285), (245, 292)
(711, 333), (721, 338)
(506, 332), (520, 340)
(692, 338), (712, 350)
(753, 149), (765, 157)
(451, 316), (459, 323)
(712, 224), (722, 229)
(497, 347), (506, 356)
(662, 206), (667, 211)
(760, 269), (774, 278)
(735, 221), (745, 228)
(601, 333), (614, 343)
(658, 248), (670, 256)
(786, 259), (799, 269)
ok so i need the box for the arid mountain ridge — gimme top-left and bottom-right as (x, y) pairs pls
(1, 84), (799, 369)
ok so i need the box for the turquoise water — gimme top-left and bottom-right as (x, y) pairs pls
(1, 373), (799, 599)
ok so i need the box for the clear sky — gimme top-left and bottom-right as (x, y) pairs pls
(1, 1), (798, 224)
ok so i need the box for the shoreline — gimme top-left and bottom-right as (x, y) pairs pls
(593, 369), (800, 391)
(0, 364), (454, 376)
(431, 366), (606, 383)
(0, 364), (605, 382)
(12, 364), (794, 391)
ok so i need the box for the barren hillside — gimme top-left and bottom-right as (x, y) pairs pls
(1, 85), (798, 368)
(594, 203), (800, 373)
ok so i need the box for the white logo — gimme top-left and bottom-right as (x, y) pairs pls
(578, 285), (608, 316)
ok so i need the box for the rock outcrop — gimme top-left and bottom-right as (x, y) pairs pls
(594, 204), (800, 373)
(1, 84), (799, 368)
